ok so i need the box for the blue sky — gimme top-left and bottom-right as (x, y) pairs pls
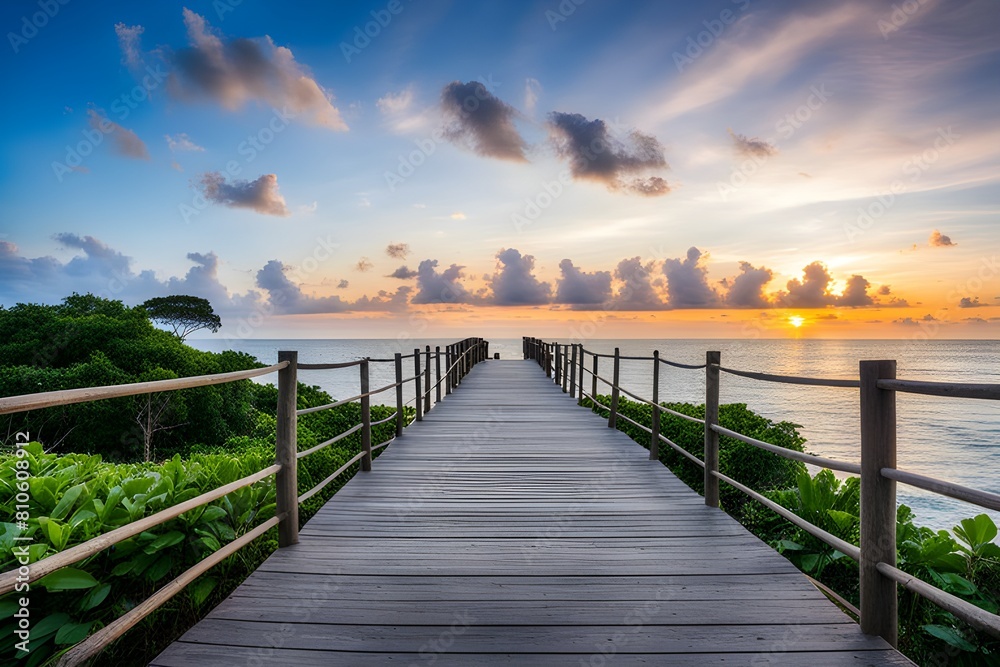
(1, 0), (998, 339)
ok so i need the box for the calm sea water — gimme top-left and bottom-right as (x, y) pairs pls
(189, 338), (1000, 535)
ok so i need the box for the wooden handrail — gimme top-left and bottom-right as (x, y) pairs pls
(528, 335), (1000, 650)
(0, 362), (287, 415)
(0, 336), (490, 663)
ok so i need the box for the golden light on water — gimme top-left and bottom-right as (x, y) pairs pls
(789, 315), (805, 328)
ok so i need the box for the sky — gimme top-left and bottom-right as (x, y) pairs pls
(1, 0), (999, 341)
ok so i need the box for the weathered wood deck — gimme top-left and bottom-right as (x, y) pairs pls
(152, 360), (911, 666)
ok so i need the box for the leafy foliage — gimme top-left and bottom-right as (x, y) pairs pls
(0, 295), (259, 460)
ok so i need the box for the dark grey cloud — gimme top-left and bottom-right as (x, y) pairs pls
(490, 248), (551, 305)
(664, 247), (720, 308)
(547, 112), (669, 195)
(336, 279), (349, 289)
(959, 297), (985, 308)
(554, 259), (612, 305)
(198, 172), (289, 216)
(609, 257), (665, 310)
(168, 9), (346, 130)
(728, 128), (777, 159)
(389, 265), (419, 279)
(386, 243), (410, 259)
(412, 259), (472, 304)
(721, 262), (773, 308)
(355, 258), (374, 272)
(441, 81), (527, 161)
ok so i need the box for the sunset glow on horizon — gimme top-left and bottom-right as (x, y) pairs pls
(2, 1), (998, 340)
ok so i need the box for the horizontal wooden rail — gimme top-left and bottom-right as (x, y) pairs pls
(298, 452), (366, 504)
(297, 392), (366, 415)
(877, 378), (1000, 400)
(370, 411), (399, 427)
(0, 363), (287, 415)
(880, 467), (1000, 512)
(711, 424), (862, 475)
(0, 463), (281, 595)
(296, 423), (364, 460)
(56, 513), (284, 667)
(712, 470), (861, 562)
(297, 359), (366, 370)
(876, 562), (1000, 638)
(719, 365), (860, 388)
(658, 433), (706, 469)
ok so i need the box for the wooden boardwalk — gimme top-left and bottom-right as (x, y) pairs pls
(152, 360), (911, 666)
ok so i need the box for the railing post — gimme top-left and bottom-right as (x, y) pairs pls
(424, 345), (432, 413)
(704, 351), (721, 508)
(445, 345), (452, 396)
(569, 343), (576, 398)
(562, 345), (569, 393)
(414, 348), (423, 421)
(554, 342), (561, 385)
(860, 360), (898, 647)
(360, 359), (372, 472)
(651, 350), (660, 460)
(546, 343), (552, 378)
(394, 352), (405, 437)
(591, 353), (598, 401)
(276, 350), (299, 547)
(608, 347), (620, 429)
(435, 346), (442, 403)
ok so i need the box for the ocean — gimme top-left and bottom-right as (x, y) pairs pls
(189, 337), (1000, 536)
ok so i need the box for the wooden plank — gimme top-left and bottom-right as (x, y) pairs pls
(152, 360), (909, 666)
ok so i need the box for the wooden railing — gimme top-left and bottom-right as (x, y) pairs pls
(522, 336), (1000, 647)
(0, 337), (489, 666)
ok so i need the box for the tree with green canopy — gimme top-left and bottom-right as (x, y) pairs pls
(141, 295), (222, 340)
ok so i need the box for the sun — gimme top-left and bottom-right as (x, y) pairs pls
(788, 315), (805, 328)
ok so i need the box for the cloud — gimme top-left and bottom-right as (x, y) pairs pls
(930, 230), (957, 247)
(779, 261), (835, 308)
(721, 262), (773, 308)
(895, 314), (939, 326)
(964, 317), (989, 324)
(0, 235), (259, 314)
(87, 110), (149, 160)
(388, 265), (418, 279)
(355, 258), (374, 272)
(376, 88), (413, 115)
(490, 248), (551, 305)
(255, 260), (349, 314)
(959, 296), (985, 308)
(554, 259), (612, 305)
(728, 128), (777, 158)
(547, 112), (669, 195)
(385, 243), (410, 259)
(165, 133), (204, 152)
(114, 23), (145, 71)
(450, 212), (467, 220)
(524, 78), (541, 112)
(610, 257), (665, 310)
(664, 247), (720, 308)
(168, 9), (347, 130)
(198, 172), (289, 216)
(441, 80), (527, 161)
(838, 274), (875, 307)
(412, 259), (472, 304)
(336, 279), (349, 289)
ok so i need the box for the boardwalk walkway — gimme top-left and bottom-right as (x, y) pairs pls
(152, 360), (910, 666)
